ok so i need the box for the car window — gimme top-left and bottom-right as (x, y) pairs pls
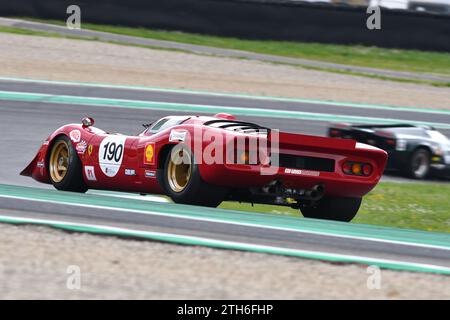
(147, 117), (190, 133)
(149, 118), (169, 132)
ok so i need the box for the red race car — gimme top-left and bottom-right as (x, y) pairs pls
(21, 114), (387, 222)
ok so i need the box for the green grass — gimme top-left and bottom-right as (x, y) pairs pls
(219, 182), (450, 233)
(24, 18), (450, 76)
(275, 63), (450, 87)
(4, 18), (450, 86)
(0, 25), (192, 53)
(0, 25), (53, 37)
(0, 25), (96, 42)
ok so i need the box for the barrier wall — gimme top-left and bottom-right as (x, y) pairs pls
(1, 0), (449, 51)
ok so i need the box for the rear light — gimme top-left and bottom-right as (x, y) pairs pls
(239, 150), (250, 164)
(362, 164), (373, 176)
(342, 162), (352, 174)
(342, 161), (373, 177)
(234, 150), (259, 165)
(386, 139), (396, 146)
(329, 129), (341, 137)
(229, 136), (261, 165)
(352, 163), (362, 175)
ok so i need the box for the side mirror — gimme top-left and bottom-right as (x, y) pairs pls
(82, 117), (95, 128)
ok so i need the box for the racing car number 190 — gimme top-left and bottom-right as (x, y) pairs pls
(99, 136), (127, 177)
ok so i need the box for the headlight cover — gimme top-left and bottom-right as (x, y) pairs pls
(396, 139), (407, 151)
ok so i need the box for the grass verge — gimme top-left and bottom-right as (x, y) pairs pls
(0, 25), (55, 37)
(219, 182), (450, 233)
(2, 19), (450, 86)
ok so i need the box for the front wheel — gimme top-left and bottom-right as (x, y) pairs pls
(408, 148), (430, 179)
(160, 145), (227, 207)
(48, 135), (87, 193)
(300, 197), (362, 222)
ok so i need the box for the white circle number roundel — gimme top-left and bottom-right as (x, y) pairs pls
(99, 136), (127, 177)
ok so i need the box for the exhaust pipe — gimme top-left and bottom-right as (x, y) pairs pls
(305, 184), (325, 201)
(258, 181), (325, 202)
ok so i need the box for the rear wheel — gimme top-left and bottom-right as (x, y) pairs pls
(408, 148), (430, 179)
(161, 145), (227, 207)
(300, 197), (362, 222)
(48, 135), (87, 193)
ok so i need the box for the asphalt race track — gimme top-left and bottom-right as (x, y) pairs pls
(0, 77), (449, 274)
(1, 77), (449, 186)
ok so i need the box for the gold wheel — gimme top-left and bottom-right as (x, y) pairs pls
(49, 140), (70, 183)
(167, 149), (192, 193)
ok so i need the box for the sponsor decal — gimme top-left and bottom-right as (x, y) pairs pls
(84, 166), (97, 181)
(69, 129), (81, 143)
(76, 140), (87, 154)
(284, 168), (320, 177)
(99, 136), (127, 178)
(37, 161), (45, 168)
(169, 130), (187, 142)
(125, 169), (136, 176)
(144, 143), (155, 165)
(432, 156), (441, 162)
(88, 144), (94, 156)
(145, 170), (156, 178)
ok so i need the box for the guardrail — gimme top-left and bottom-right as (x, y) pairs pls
(1, 0), (449, 51)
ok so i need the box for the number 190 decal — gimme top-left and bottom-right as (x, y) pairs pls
(103, 141), (123, 162)
(99, 136), (127, 177)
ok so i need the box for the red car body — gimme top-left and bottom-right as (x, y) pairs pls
(21, 114), (387, 220)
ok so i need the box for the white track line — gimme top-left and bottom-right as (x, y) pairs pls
(0, 193), (449, 251)
(0, 214), (449, 274)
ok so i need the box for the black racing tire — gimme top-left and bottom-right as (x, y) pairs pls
(407, 148), (431, 180)
(48, 135), (87, 193)
(160, 145), (227, 207)
(300, 197), (362, 222)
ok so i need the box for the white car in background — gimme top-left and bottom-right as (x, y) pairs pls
(369, 0), (409, 9)
(408, 0), (450, 13)
(369, 0), (450, 12)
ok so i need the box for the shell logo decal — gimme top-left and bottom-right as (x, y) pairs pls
(144, 143), (155, 165)
(69, 130), (81, 143)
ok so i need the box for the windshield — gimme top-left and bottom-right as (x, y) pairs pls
(146, 116), (190, 133)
